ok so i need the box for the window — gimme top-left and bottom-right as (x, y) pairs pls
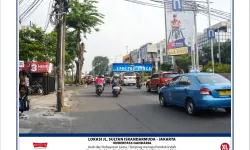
(163, 73), (177, 78)
(153, 74), (159, 78)
(179, 76), (190, 85)
(196, 75), (230, 84)
(124, 72), (136, 76)
(169, 76), (180, 86)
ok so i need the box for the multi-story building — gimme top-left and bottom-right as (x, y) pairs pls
(197, 21), (231, 51)
(130, 49), (138, 63)
(138, 43), (158, 65)
(122, 54), (131, 63)
(156, 40), (173, 65)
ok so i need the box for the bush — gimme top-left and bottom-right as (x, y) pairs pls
(202, 62), (231, 73)
(64, 77), (74, 84)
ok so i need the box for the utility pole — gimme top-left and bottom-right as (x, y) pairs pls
(218, 27), (221, 64)
(194, 1), (199, 70)
(207, 0), (215, 73)
(163, 0), (168, 62)
(61, 5), (66, 107)
(56, 0), (63, 112)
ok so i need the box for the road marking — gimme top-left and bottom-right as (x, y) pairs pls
(76, 91), (79, 95)
(19, 128), (32, 133)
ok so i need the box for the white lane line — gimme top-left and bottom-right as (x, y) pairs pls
(19, 128), (32, 133)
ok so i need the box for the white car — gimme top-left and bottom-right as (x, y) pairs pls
(120, 72), (136, 86)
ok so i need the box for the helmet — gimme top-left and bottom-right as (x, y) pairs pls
(114, 74), (119, 78)
(99, 74), (104, 78)
(206, 68), (212, 73)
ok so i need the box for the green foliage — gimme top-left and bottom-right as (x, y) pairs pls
(92, 56), (109, 75)
(64, 77), (74, 84)
(175, 55), (192, 73)
(160, 63), (172, 71)
(202, 61), (231, 73)
(200, 40), (231, 65)
(19, 25), (57, 63)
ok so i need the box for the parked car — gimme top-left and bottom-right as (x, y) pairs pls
(146, 71), (178, 93)
(159, 73), (231, 115)
(120, 72), (136, 86)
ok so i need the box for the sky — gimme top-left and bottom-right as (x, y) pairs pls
(20, 0), (231, 73)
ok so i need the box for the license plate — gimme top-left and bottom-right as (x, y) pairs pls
(219, 90), (231, 96)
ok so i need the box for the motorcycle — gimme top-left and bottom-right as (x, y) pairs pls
(136, 81), (142, 89)
(112, 83), (121, 97)
(96, 84), (103, 96)
(29, 81), (44, 95)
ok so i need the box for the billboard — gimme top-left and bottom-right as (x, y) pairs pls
(166, 10), (194, 55)
(112, 63), (152, 72)
(20, 62), (51, 73)
(122, 54), (130, 63)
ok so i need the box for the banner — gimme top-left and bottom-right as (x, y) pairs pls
(20, 62), (50, 73)
(166, 10), (194, 56)
(112, 63), (152, 72)
(19, 136), (231, 150)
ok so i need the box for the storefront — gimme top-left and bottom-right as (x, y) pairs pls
(19, 62), (55, 95)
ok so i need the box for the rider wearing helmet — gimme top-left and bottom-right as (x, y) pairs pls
(96, 74), (105, 90)
(111, 74), (121, 89)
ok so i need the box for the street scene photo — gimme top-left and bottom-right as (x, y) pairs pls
(19, 0), (231, 134)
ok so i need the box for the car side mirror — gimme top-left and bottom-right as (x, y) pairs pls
(148, 77), (151, 79)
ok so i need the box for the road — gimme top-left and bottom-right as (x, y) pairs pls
(19, 84), (231, 133)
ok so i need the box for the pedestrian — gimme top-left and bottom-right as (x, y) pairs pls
(180, 68), (184, 74)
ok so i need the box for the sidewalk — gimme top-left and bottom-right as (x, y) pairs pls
(29, 90), (75, 111)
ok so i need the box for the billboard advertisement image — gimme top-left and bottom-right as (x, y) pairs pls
(167, 10), (194, 56)
(112, 63), (152, 72)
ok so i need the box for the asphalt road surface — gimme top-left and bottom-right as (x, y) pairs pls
(20, 84), (231, 133)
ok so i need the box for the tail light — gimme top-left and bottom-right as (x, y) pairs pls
(200, 88), (212, 95)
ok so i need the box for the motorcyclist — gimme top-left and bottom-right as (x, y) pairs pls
(136, 74), (142, 87)
(111, 74), (121, 90)
(95, 74), (105, 90)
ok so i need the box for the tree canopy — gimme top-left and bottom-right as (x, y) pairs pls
(92, 56), (109, 75)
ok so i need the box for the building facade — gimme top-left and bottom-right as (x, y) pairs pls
(156, 40), (173, 65)
(197, 21), (231, 51)
(122, 54), (131, 63)
(130, 49), (138, 63)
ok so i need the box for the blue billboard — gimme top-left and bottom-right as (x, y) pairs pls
(112, 63), (153, 72)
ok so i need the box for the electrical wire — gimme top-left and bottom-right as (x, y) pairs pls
(44, 0), (54, 31)
(19, 0), (40, 21)
(20, 0), (44, 23)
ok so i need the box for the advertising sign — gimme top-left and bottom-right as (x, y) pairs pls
(166, 10), (194, 55)
(20, 62), (50, 73)
(112, 63), (152, 72)
(122, 54), (130, 63)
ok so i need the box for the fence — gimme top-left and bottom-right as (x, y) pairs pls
(42, 76), (55, 95)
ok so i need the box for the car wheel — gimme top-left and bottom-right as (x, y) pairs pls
(225, 108), (231, 113)
(186, 99), (196, 116)
(157, 85), (160, 94)
(159, 93), (167, 107)
(146, 84), (151, 92)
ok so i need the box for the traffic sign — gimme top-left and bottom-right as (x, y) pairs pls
(172, 0), (182, 11)
(19, 61), (24, 68)
(207, 28), (215, 39)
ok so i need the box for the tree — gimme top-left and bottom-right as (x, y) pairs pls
(175, 55), (192, 73)
(19, 24), (57, 62)
(200, 40), (231, 65)
(92, 56), (109, 75)
(160, 63), (172, 71)
(66, 0), (104, 83)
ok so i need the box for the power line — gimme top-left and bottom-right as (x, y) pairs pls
(44, 0), (54, 31)
(19, 0), (40, 22)
(21, 0), (44, 23)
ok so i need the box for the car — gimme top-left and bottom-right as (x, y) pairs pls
(158, 73), (231, 116)
(120, 72), (136, 86)
(146, 71), (178, 93)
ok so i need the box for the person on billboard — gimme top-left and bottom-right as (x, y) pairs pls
(170, 14), (181, 39)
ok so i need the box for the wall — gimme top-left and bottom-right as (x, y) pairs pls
(219, 73), (231, 81)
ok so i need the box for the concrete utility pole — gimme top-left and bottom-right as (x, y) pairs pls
(207, 0), (215, 73)
(218, 27), (221, 64)
(194, 1), (199, 69)
(56, 0), (63, 112)
(61, 7), (66, 108)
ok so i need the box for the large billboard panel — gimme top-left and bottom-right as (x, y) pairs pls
(166, 10), (194, 56)
(112, 63), (152, 72)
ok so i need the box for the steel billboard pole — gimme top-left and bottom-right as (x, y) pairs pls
(207, 0), (214, 73)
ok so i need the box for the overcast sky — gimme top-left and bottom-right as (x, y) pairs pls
(20, 0), (231, 73)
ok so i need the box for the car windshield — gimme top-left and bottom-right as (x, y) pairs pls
(163, 73), (177, 78)
(124, 72), (136, 76)
(196, 75), (230, 84)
